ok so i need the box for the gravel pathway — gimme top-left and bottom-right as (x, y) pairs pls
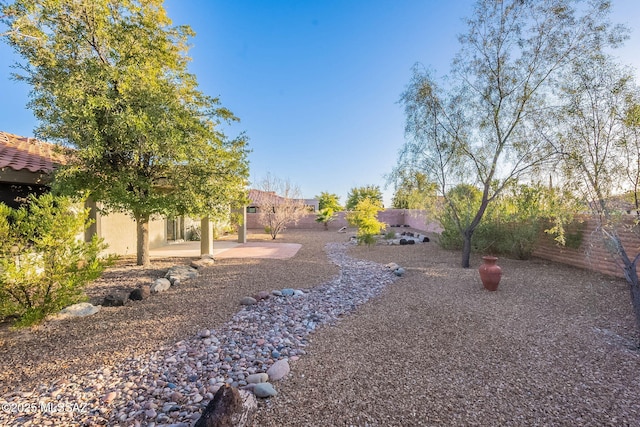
(0, 238), (398, 426)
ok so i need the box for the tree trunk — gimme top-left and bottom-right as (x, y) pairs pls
(615, 239), (640, 334)
(461, 228), (473, 268)
(136, 214), (150, 266)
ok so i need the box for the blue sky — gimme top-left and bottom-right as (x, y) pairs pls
(1, 1), (639, 206)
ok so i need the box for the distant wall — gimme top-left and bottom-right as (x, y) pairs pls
(533, 215), (640, 279)
(246, 209), (442, 233)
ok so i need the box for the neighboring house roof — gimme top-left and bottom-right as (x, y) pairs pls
(248, 189), (284, 205)
(0, 131), (66, 174)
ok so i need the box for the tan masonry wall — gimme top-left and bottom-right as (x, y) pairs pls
(532, 215), (640, 279)
(245, 209), (443, 233)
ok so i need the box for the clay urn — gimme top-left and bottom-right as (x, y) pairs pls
(479, 256), (502, 291)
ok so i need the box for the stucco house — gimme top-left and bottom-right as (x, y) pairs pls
(0, 131), (171, 256)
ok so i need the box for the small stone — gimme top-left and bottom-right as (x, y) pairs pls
(192, 394), (203, 403)
(267, 359), (290, 381)
(103, 391), (117, 404)
(246, 373), (268, 384)
(394, 267), (406, 276)
(198, 329), (211, 338)
(385, 262), (399, 270)
(281, 288), (295, 297)
(271, 290), (283, 297)
(271, 350), (280, 359)
(145, 409), (157, 418)
(254, 291), (270, 300)
(169, 391), (184, 402)
(240, 296), (257, 305)
(253, 382), (277, 398)
(293, 289), (304, 296)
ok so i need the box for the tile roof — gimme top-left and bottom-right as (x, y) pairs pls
(0, 131), (66, 174)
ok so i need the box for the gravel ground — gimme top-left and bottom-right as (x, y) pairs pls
(256, 235), (640, 426)
(1, 229), (639, 426)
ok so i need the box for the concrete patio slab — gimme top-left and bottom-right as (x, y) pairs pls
(149, 241), (302, 260)
(214, 242), (302, 259)
(149, 241), (239, 258)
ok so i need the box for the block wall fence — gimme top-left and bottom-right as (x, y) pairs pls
(247, 210), (640, 280)
(245, 209), (443, 233)
(532, 215), (640, 280)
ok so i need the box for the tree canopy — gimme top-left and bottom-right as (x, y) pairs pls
(1, 0), (249, 265)
(315, 191), (343, 212)
(345, 185), (383, 210)
(397, 0), (624, 267)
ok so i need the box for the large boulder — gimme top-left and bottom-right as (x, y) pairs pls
(151, 278), (171, 293)
(165, 265), (199, 284)
(129, 285), (151, 301)
(59, 302), (100, 318)
(194, 386), (256, 427)
(102, 294), (125, 307)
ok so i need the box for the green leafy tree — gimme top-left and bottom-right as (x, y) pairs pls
(390, 170), (437, 210)
(345, 185), (383, 210)
(345, 198), (386, 246)
(398, 0), (622, 268)
(1, 0), (249, 266)
(0, 194), (110, 326)
(315, 191), (343, 212)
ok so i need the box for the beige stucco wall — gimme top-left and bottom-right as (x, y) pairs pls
(93, 210), (166, 256)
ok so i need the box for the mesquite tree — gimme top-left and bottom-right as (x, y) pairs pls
(555, 49), (640, 331)
(253, 174), (307, 240)
(398, 0), (621, 268)
(1, 0), (249, 266)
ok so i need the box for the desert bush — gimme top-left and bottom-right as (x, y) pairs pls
(438, 183), (577, 259)
(346, 198), (386, 246)
(0, 194), (111, 327)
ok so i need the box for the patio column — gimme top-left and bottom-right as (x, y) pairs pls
(236, 206), (247, 244)
(200, 216), (214, 256)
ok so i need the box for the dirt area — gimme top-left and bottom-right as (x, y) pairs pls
(1, 228), (639, 426)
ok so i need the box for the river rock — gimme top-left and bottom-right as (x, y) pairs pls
(246, 373), (268, 384)
(254, 291), (270, 300)
(281, 288), (295, 297)
(240, 297), (257, 306)
(267, 359), (290, 381)
(253, 383), (277, 398)
(129, 285), (151, 301)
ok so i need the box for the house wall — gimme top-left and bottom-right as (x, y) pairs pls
(93, 210), (166, 256)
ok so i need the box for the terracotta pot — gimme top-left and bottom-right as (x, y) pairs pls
(479, 256), (502, 291)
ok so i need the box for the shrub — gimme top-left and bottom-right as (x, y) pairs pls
(345, 198), (386, 246)
(0, 194), (111, 327)
(437, 183), (578, 259)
